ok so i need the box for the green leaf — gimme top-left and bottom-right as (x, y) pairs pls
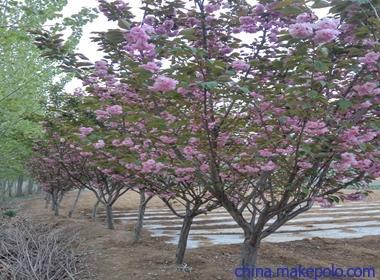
(338, 99), (352, 110)
(118, 19), (131, 29)
(239, 87), (250, 93)
(200, 81), (219, 90)
(311, 0), (331, 8)
(280, 6), (303, 15)
(105, 29), (124, 44)
(313, 61), (329, 72)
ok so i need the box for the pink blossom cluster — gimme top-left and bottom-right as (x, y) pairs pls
(79, 127), (94, 139)
(106, 105), (123, 115)
(289, 17), (340, 44)
(359, 52), (380, 67)
(156, 19), (177, 37)
(93, 139), (105, 149)
(94, 60), (108, 76)
(205, 3), (221, 14)
(232, 60), (250, 71)
(139, 61), (160, 73)
(150, 76), (178, 92)
(141, 159), (164, 173)
(305, 121), (329, 136)
(124, 26), (155, 57)
(353, 82), (379, 96)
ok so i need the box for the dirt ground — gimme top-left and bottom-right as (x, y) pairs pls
(10, 190), (380, 280)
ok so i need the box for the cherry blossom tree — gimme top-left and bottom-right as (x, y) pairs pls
(29, 140), (74, 216)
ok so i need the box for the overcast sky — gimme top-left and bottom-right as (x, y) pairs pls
(61, 0), (328, 92)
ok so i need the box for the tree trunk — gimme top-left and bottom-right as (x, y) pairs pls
(54, 199), (60, 216)
(15, 175), (23, 197)
(106, 204), (114, 229)
(92, 199), (100, 221)
(51, 192), (60, 216)
(27, 179), (34, 195)
(238, 239), (261, 280)
(68, 189), (82, 218)
(133, 190), (149, 243)
(7, 181), (12, 197)
(45, 192), (51, 209)
(175, 214), (194, 265)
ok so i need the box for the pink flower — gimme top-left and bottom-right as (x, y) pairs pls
(314, 18), (339, 30)
(143, 15), (156, 26)
(106, 105), (123, 115)
(95, 109), (109, 120)
(345, 192), (364, 201)
(141, 159), (164, 173)
(305, 120), (329, 136)
(140, 62), (160, 73)
(313, 29), (340, 44)
(239, 16), (255, 26)
(353, 159), (372, 170)
(159, 135), (176, 144)
(254, 4), (265, 14)
(205, 3), (220, 13)
(183, 146), (196, 156)
(353, 82), (378, 96)
(244, 166), (260, 175)
(296, 13), (314, 23)
(79, 127), (94, 138)
(93, 140), (105, 149)
(175, 167), (195, 175)
(150, 76), (178, 92)
(121, 138), (134, 147)
(95, 60), (108, 70)
(341, 152), (357, 163)
(289, 22), (313, 39)
(359, 52), (380, 66)
(141, 159), (157, 173)
(261, 161), (277, 171)
(232, 60), (250, 71)
(297, 161), (313, 169)
(259, 149), (274, 157)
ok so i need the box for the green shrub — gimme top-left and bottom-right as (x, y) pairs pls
(2, 210), (16, 217)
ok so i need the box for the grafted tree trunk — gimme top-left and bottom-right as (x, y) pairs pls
(236, 239), (261, 280)
(175, 214), (194, 265)
(92, 199), (100, 221)
(15, 175), (23, 197)
(68, 189), (82, 218)
(133, 190), (151, 243)
(105, 204), (114, 229)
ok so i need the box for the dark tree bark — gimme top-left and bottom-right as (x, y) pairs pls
(15, 175), (23, 197)
(51, 191), (60, 216)
(27, 179), (34, 195)
(241, 240), (260, 270)
(7, 181), (13, 197)
(175, 214), (194, 265)
(45, 192), (51, 209)
(133, 190), (152, 243)
(105, 204), (114, 229)
(68, 189), (82, 218)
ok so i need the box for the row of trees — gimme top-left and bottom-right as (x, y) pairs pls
(28, 0), (379, 277)
(0, 177), (40, 200)
(0, 0), (96, 188)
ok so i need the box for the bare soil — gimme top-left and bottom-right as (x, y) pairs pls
(11, 190), (380, 280)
